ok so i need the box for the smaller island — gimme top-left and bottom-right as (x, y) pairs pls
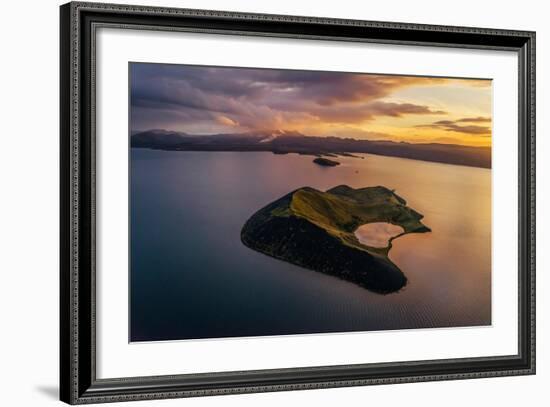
(337, 152), (363, 158)
(313, 157), (340, 167)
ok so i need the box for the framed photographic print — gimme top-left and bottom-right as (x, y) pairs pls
(60, 1), (536, 404)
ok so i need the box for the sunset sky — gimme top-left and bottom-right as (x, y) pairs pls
(130, 63), (492, 147)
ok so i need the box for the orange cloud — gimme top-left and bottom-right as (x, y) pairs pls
(215, 115), (239, 127)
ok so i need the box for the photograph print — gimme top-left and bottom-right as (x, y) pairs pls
(130, 62), (492, 342)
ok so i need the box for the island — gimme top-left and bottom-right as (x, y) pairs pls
(241, 185), (431, 293)
(313, 157), (340, 167)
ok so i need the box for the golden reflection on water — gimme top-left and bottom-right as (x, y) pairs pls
(282, 152), (491, 326)
(341, 154), (492, 325)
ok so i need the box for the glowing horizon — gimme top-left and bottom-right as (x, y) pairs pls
(131, 63), (492, 147)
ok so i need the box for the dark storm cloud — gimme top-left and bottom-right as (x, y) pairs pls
(309, 101), (445, 124)
(415, 117), (492, 135)
(130, 63), (451, 133)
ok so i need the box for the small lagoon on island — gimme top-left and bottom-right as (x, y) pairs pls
(355, 223), (405, 248)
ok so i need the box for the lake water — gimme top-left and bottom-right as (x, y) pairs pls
(130, 149), (491, 341)
(355, 222), (404, 248)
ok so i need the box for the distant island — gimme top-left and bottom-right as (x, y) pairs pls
(241, 185), (431, 293)
(313, 157), (340, 167)
(131, 129), (491, 169)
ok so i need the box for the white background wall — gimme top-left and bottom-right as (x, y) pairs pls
(0, 0), (546, 406)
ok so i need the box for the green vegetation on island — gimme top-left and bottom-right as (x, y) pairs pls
(241, 185), (430, 293)
(313, 157), (340, 167)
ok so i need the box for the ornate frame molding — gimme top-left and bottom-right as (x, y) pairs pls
(60, 2), (535, 404)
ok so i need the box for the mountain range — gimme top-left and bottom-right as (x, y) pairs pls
(131, 129), (491, 169)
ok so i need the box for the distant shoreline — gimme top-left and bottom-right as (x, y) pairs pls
(132, 145), (491, 170)
(131, 130), (492, 169)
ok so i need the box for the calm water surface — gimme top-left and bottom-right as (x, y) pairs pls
(130, 149), (491, 341)
(355, 223), (404, 248)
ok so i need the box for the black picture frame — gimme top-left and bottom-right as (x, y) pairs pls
(60, 1), (536, 404)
